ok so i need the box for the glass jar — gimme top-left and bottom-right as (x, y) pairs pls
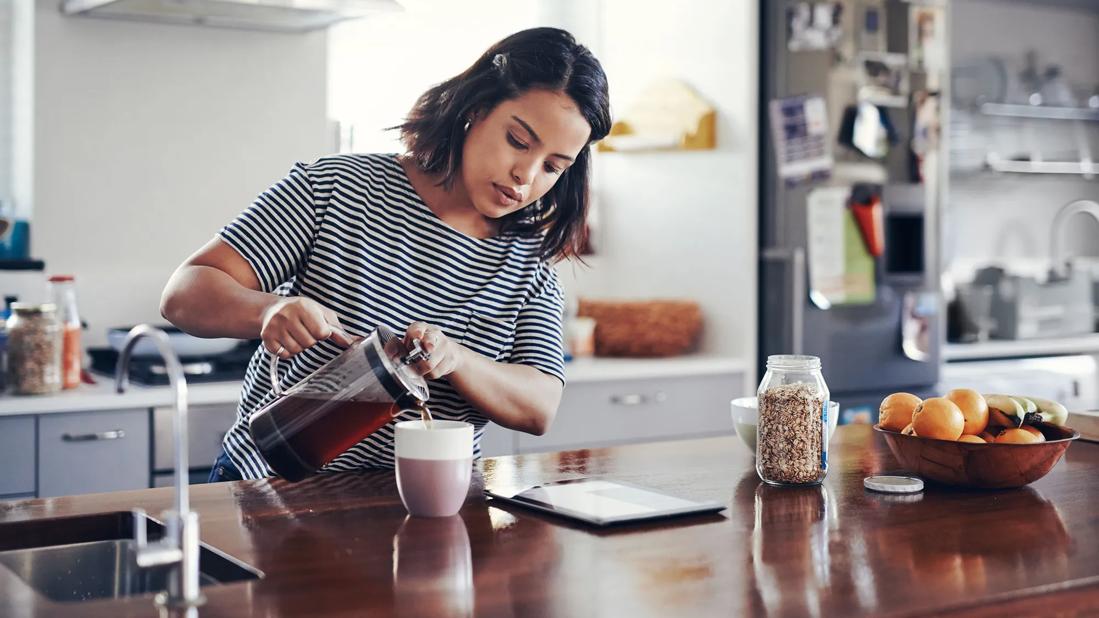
(48, 275), (83, 389)
(7, 303), (63, 395)
(755, 355), (829, 486)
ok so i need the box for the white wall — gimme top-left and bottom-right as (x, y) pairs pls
(30, 0), (330, 345)
(326, 0), (760, 363)
(27, 0), (760, 362)
(558, 0), (759, 361)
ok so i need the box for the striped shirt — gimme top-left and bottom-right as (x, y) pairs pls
(217, 153), (566, 479)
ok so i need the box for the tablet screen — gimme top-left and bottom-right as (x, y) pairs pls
(508, 479), (709, 520)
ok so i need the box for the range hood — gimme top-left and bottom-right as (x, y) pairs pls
(60, 0), (402, 33)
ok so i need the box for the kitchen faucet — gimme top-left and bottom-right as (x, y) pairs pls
(115, 324), (204, 608)
(1050, 199), (1099, 279)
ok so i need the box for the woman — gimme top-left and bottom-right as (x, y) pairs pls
(160, 27), (612, 481)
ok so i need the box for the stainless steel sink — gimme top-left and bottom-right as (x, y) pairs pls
(0, 510), (262, 603)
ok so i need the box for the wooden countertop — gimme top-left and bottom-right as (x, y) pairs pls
(3, 425), (1099, 617)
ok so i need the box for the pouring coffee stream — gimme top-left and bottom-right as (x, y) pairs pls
(399, 338), (435, 429)
(248, 325), (433, 481)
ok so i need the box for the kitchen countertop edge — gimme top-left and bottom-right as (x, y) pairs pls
(0, 380), (244, 417)
(944, 334), (1099, 361)
(0, 355), (749, 417)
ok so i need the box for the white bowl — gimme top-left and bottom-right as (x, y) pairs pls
(730, 396), (840, 455)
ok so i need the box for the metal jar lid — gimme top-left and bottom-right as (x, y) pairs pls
(11, 302), (57, 315)
(864, 475), (925, 494)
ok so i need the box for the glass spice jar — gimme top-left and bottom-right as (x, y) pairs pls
(48, 275), (83, 389)
(756, 355), (830, 486)
(7, 303), (63, 395)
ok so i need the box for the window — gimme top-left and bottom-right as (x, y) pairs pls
(0, 0), (13, 203)
(1, 0), (32, 221)
(327, 2), (539, 154)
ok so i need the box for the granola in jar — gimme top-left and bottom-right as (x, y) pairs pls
(7, 303), (63, 395)
(756, 355), (829, 486)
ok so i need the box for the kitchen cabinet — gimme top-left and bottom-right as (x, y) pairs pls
(0, 416), (36, 497)
(152, 403), (237, 486)
(479, 422), (516, 458)
(516, 372), (743, 454)
(37, 409), (150, 498)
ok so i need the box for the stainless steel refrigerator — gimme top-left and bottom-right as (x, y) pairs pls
(758, 0), (949, 424)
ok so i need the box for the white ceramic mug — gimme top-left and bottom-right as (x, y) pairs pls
(395, 420), (474, 517)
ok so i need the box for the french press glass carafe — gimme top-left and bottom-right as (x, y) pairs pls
(248, 324), (430, 481)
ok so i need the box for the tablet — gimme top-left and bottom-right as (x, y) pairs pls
(484, 478), (727, 526)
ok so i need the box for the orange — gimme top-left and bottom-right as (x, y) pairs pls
(957, 434), (985, 443)
(879, 393), (923, 432)
(901, 423), (917, 436)
(994, 428), (1043, 444)
(911, 397), (965, 441)
(1020, 425), (1046, 443)
(945, 388), (989, 435)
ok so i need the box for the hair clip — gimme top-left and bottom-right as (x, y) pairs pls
(492, 53), (508, 72)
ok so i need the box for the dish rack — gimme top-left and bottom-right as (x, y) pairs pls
(978, 102), (1099, 179)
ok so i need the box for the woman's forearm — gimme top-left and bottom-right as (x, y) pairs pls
(161, 264), (279, 339)
(446, 346), (563, 435)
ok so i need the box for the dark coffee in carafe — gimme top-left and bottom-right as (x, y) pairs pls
(249, 394), (400, 481)
(246, 325), (430, 481)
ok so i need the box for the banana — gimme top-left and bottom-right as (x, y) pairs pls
(983, 394), (1026, 428)
(1010, 396), (1038, 415)
(1022, 396), (1069, 427)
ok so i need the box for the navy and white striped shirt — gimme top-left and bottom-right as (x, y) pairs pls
(218, 153), (566, 479)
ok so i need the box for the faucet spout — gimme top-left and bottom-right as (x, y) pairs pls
(1050, 199), (1099, 279)
(116, 325), (203, 607)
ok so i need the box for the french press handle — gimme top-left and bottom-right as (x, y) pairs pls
(268, 351), (286, 397)
(267, 337), (430, 397)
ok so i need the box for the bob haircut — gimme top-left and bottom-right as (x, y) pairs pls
(397, 27), (611, 262)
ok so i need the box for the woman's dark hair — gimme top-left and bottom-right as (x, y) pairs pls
(396, 27), (611, 262)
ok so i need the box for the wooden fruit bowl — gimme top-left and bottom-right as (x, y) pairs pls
(874, 423), (1080, 489)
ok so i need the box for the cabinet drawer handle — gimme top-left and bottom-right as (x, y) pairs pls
(62, 429), (126, 442)
(610, 392), (667, 406)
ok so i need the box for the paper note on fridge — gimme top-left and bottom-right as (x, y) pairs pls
(769, 95), (833, 181)
(806, 187), (876, 308)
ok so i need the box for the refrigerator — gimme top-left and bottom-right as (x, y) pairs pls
(758, 0), (950, 424)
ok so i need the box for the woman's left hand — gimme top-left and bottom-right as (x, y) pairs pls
(404, 321), (466, 379)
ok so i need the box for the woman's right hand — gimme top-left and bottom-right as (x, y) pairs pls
(260, 297), (354, 359)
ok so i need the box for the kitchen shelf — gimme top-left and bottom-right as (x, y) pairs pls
(988, 0), (1099, 13)
(980, 102), (1099, 122)
(986, 154), (1098, 177)
(945, 334), (1099, 361)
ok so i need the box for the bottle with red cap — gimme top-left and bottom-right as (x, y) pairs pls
(48, 275), (82, 389)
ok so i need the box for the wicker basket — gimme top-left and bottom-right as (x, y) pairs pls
(576, 299), (703, 357)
